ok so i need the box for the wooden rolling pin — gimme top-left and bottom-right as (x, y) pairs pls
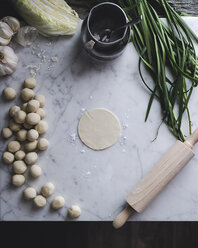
(113, 128), (198, 229)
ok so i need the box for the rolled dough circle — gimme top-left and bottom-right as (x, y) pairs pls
(78, 108), (121, 150)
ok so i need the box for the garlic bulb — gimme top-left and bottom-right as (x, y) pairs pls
(1, 16), (20, 34)
(0, 46), (18, 76)
(0, 17), (20, 46)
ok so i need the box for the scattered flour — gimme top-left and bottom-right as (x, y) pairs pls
(51, 57), (58, 62)
(28, 42), (57, 77)
(70, 133), (76, 142)
(123, 123), (129, 129)
(119, 136), (127, 146)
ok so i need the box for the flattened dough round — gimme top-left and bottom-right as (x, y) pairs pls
(78, 108), (121, 150)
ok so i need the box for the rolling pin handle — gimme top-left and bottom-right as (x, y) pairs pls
(112, 204), (134, 229)
(184, 128), (198, 149)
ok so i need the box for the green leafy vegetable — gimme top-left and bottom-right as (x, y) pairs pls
(11, 0), (80, 36)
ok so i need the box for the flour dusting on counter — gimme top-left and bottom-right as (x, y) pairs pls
(26, 41), (59, 77)
(70, 133), (76, 143)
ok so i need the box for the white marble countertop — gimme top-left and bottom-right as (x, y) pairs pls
(1, 18), (198, 221)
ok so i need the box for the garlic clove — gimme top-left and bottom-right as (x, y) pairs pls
(1, 46), (18, 68)
(0, 36), (11, 46)
(15, 26), (38, 47)
(0, 22), (14, 39)
(0, 63), (13, 76)
(0, 46), (18, 76)
(1, 16), (20, 34)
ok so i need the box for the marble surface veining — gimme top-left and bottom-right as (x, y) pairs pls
(1, 18), (198, 221)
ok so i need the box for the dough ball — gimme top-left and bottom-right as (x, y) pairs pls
(3, 87), (16, 100)
(78, 109), (121, 150)
(27, 100), (40, 113)
(9, 105), (20, 117)
(38, 138), (49, 151)
(23, 122), (33, 130)
(14, 110), (26, 124)
(25, 152), (38, 165)
(29, 164), (42, 178)
(24, 77), (37, 89)
(41, 182), (55, 197)
(26, 113), (40, 125)
(15, 150), (25, 160)
(34, 94), (45, 107)
(13, 160), (27, 174)
(35, 121), (48, 134)
(1, 127), (13, 139)
(9, 119), (21, 132)
(51, 196), (65, 209)
(36, 108), (46, 119)
(8, 140), (21, 153)
(12, 174), (25, 186)
(27, 129), (39, 141)
(24, 140), (38, 152)
(16, 129), (27, 141)
(33, 195), (46, 207)
(68, 205), (81, 218)
(21, 88), (34, 101)
(2, 151), (14, 164)
(21, 103), (27, 112)
(23, 187), (37, 200)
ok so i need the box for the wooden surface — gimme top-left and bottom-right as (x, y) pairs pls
(1, 1), (198, 18)
(69, 0), (198, 17)
(2, 222), (198, 247)
(168, 0), (198, 15)
(1, 0), (198, 246)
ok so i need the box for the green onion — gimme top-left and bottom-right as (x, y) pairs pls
(77, 0), (198, 141)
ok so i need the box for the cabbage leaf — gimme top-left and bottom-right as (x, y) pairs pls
(11, 0), (80, 36)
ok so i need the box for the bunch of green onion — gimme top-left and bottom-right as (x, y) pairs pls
(75, 0), (198, 141)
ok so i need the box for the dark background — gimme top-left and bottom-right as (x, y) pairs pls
(1, 222), (198, 247)
(1, 0), (198, 19)
(1, 0), (198, 247)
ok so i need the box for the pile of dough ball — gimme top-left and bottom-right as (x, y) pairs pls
(23, 182), (64, 210)
(23, 181), (81, 217)
(1, 79), (81, 217)
(22, 182), (77, 214)
(1, 78), (48, 187)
